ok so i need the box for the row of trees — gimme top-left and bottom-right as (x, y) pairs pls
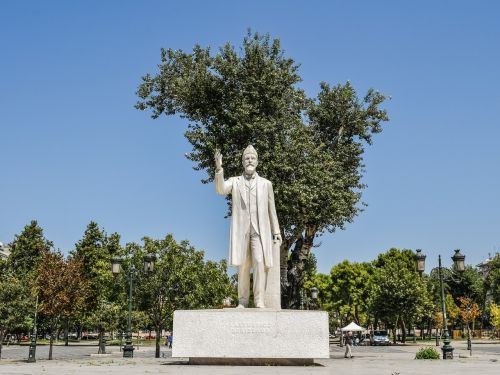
(305, 248), (500, 342)
(2, 221), (500, 361)
(0, 220), (233, 359)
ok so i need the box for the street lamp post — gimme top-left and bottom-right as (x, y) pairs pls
(310, 287), (319, 310)
(414, 250), (425, 345)
(112, 253), (155, 358)
(27, 295), (38, 363)
(415, 249), (466, 360)
(300, 287), (319, 310)
(339, 312), (348, 347)
(437, 254), (454, 359)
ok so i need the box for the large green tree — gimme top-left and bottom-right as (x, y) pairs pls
(328, 260), (373, 326)
(369, 248), (432, 343)
(485, 255), (500, 304)
(8, 220), (52, 278)
(136, 31), (389, 307)
(35, 251), (89, 359)
(445, 265), (485, 310)
(135, 234), (232, 358)
(0, 258), (6, 278)
(0, 275), (32, 360)
(71, 222), (113, 306)
(70, 222), (119, 352)
(306, 272), (338, 330)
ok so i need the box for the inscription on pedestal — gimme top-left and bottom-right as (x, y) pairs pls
(230, 322), (273, 334)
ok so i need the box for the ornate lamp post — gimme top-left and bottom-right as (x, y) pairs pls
(339, 312), (348, 347)
(27, 295), (38, 363)
(112, 253), (155, 358)
(415, 249), (426, 274)
(414, 249), (466, 359)
(300, 286), (319, 310)
(143, 253), (156, 273)
(450, 249), (469, 351)
(414, 249), (426, 344)
(451, 249), (465, 272)
(310, 287), (319, 300)
(310, 287), (319, 310)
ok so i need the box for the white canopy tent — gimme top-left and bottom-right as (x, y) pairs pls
(341, 322), (366, 332)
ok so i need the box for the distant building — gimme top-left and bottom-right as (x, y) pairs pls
(477, 253), (499, 278)
(0, 242), (11, 260)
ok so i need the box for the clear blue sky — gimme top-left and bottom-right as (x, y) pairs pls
(1, 1), (499, 273)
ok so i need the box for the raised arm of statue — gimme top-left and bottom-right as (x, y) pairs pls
(215, 149), (223, 171)
(214, 149), (232, 196)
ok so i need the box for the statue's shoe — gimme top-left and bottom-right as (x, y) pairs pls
(236, 304), (245, 309)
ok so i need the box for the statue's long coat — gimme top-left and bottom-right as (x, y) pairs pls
(215, 170), (280, 268)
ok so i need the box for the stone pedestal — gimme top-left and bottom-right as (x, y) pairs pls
(172, 308), (329, 365)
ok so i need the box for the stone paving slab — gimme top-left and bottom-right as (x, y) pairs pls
(0, 342), (498, 375)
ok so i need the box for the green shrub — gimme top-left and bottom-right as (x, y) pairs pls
(415, 347), (440, 359)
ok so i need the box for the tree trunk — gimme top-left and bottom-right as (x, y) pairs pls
(283, 227), (317, 309)
(98, 329), (106, 354)
(64, 318), (69, 346)
(49, 334), (54, 360)
(155, 326), (161, 358)
(283, 236), (303, 308)
(0, 330), (4, 359)
(392, 317), (398, 344)
(400, 319), (406, 343)
(280, 237), (294, 308)
(354, 305), (360, 324)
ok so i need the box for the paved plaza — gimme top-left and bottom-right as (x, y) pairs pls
(0, 341), (498, 374)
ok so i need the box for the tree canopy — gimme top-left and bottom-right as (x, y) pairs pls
(2, 220), (499, 348)
(7, 220), (52, 278)
(136, 31), (389, 306)
(35, 251), (89, 359)
(369, 248), (432, 343)
(71, 222), (116, 311)
(0, 275), (32, 359)
(135, 234), (233, 357)
(445, 265), (485, 307)
(329, 260), (373, 325)
(485, 256), (500, 304)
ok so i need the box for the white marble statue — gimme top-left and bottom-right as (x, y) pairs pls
(215, 145), (281, 308)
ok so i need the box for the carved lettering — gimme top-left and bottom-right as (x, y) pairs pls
(230, 322), (273, 334)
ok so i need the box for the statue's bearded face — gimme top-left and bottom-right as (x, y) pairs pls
(242, 153), (258, 175)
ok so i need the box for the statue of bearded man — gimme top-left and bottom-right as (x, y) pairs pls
(214, 145), (281, 308)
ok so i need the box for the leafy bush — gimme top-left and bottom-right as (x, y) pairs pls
(415, 347), (440, 359)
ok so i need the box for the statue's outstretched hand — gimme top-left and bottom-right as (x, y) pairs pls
(215, 149), (223, 170)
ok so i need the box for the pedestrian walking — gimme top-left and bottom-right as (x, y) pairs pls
(344, 331), (353, 358)
(167, 334), (173, 348)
